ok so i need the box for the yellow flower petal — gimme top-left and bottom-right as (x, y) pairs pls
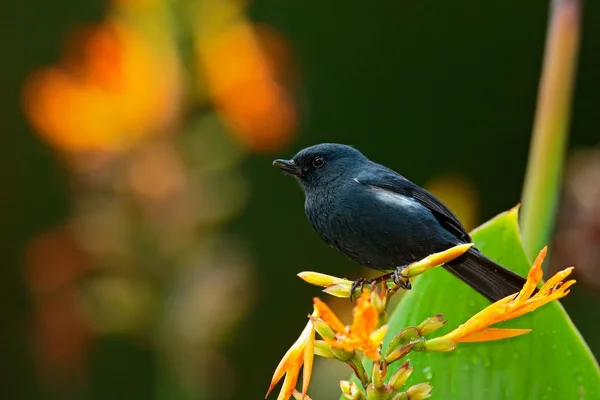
(439, 246), (575, 346)
(457, 328), (532, 343)
(266, 350), (297, 397)
(406, 382), (433, 400)
(402, 243), (473, 278)
(443, 299), (512, 341)
(323, 283), (352, 298)
(513, 246), (546, 305)
(277, 361), (302, 400)
(298, 271), (352, 288)
(536, 267), (574, 297)
(369, 325), (388, 346)
(302, 330), (315, 399)
(501, 279), (575, 321)
(313, 298), (347, 334)
(266, 320), (314, 398)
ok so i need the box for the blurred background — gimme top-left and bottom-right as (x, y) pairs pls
(2, 0), (599, 398)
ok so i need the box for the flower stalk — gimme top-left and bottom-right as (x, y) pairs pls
(348, 353), (370, 386)
(520, 0), (582, 258)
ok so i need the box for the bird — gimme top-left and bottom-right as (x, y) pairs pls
(272, 143), (528, 302)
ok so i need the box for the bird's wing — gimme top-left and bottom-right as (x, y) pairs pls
(356, 167), (471, 242)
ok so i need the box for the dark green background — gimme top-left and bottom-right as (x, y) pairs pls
(2, 0), (599, 398)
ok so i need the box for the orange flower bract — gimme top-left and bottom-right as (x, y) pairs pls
(266, 315), (316, 400)
(314, 291), (388, 361)
(433, 246), (575, 346)
(22, 20), (180, 153)
(196, 19), (297, 153)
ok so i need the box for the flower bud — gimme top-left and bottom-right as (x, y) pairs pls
(340, 380), (353, 395)
(406, 383), (433, 399)
(416, 314), (446, 336)
(388, 361), (413, 390)
(309, 317), (336, 340)
(384, 343), (416, 364)
(331, 346), (354, 361)
(323, 283), (352, 298)
(340, 380), (365, 400)
(370, 288), (387, 313)
(366, 383), (393, 400)
(313, 340), (335, 358)
(390, 393), (409, 400)
(371, 362), (385, 389)
(386, 327), (419, 355)
(401, 262), (433, 279)
(402, 244), (472, 278)
(298, 271), (350, 287)
(422, 338), (455, 352)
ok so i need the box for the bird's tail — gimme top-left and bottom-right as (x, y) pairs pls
(443, 248), (529, 302)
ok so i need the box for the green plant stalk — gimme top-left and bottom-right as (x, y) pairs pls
(520, 0), (581, 259)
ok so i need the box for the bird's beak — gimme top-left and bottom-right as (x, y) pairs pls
(273, 159), (303, 177)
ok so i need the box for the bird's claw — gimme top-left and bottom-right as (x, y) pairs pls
(392, 266), (412, 290)
(350, 267), (411, 302)
(350, 278), (368, 301)
(350, 277), (382, 301)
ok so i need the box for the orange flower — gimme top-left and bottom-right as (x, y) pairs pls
(313, 291), (388, 361)
(428, 247), (575, 348)
(266, 315), (316, 400)
(22, 19), (180, 153)
(195, 6), (297, 153)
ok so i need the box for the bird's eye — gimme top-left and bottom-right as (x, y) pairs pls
(312, 156), (325, 168)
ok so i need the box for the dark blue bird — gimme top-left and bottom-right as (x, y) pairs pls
(273, 143), (527, 302)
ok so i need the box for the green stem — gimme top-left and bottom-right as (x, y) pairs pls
(347, 353), (370, 387)
(520, 0), (581, 259)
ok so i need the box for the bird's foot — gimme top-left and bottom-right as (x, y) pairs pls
(392, 265), (412, 290)
(350, 278), (370, 301)
(350, 268), (412, 301)
(350, 273), (397, 301)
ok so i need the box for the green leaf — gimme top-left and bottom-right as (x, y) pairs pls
(362, 207), (600, 399)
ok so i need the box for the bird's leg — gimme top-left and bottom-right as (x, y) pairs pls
(350, 278), (369, 301)
(350, 271), (405, 301)
(392, 265), (412, 290)
(350, 278), (366, 299)
(349, 275), (386, 301)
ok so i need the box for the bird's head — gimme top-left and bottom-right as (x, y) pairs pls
(273, 143), (366, 191)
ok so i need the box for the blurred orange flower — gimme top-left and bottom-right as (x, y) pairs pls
(314, 291), (388, 361)
(196, 19), (297, 152)
(428, 247), (575, 348)
(22, 19), (180, 153)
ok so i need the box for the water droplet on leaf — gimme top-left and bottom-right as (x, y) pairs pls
(423, 366), (433, 380)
